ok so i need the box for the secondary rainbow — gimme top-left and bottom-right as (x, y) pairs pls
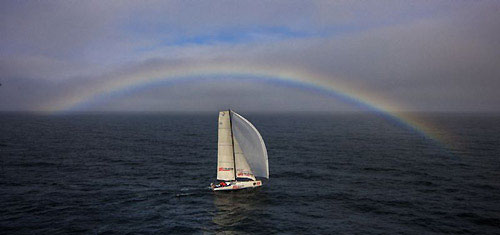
(42, 63), (452, 145)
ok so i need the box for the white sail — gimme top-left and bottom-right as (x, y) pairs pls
(230, 111), (269, 179)
(233, 138), (256, 181)
(217, 111), (235, 181)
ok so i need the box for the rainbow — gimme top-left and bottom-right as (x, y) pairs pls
(42, 63), (452, 145)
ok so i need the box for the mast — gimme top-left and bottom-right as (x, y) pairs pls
(228, 109), (237, 180)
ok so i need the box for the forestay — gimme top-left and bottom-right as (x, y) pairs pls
(230, 111), (269, 179)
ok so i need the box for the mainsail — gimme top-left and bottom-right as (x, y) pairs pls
(231, 111), (269, 179)
(216, 111), (235, 181)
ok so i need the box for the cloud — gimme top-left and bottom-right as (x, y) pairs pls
(1, 1), (499, 112)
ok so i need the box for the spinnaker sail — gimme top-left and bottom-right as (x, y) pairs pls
(230, 111), (269, 179)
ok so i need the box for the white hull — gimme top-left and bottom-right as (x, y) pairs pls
(212, 180), (262, 191)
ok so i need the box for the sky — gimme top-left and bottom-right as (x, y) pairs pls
(0, 0), (499, 113)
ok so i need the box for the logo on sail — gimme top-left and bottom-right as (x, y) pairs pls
(237, 171), (254, 177)
(218, 167), (233, 171)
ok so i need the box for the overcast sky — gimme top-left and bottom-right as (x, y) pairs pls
(0, 1), (499, 112)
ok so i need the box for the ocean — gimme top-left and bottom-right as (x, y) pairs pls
(1, 112), (499, 234)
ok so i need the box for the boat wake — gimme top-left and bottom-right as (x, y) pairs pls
(174, 187), (209, 197)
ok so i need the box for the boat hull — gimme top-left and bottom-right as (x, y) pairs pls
(212, 180), (262, 191)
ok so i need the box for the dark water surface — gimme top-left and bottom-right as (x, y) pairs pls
(1, 112), (499, 234)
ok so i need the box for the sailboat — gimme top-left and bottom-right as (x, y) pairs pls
(210, 110), (269, 191)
